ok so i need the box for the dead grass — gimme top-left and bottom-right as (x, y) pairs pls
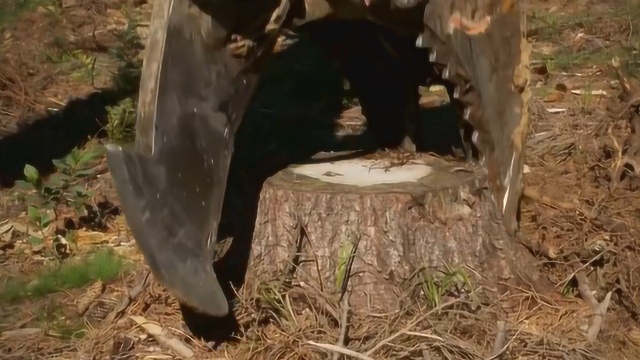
(0, 0), (146, 134)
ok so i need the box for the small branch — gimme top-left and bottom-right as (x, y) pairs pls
(105, 271), (152, 323)
(1, 328), (42, 339)
(365, 296), (465, 357)
(557, 254), (604, 290)
(522, 186), (580, 212)
(130, 315), (194, 359)
(489, 321), (507, 359)
(331, 231), (358, 360)
(608, 125), (624, 187)
(307, 342), (374, 360)
(333, 291), (351, 360)
(575, 272), (613, 343)
(611, 57), (636, 101)
(128, 271), (152, 299)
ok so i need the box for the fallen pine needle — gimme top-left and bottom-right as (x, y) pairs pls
(306, 341), (375, 360)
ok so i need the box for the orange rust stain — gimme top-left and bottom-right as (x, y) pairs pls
(501, 0), (515, 14)
(449, 13), (491, 35)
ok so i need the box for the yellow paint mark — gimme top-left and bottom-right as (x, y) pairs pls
(501, 0), (515, 14)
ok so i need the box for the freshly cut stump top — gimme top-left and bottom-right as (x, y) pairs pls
(248, 152), (538, 312)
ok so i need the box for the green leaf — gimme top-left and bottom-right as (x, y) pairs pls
(24, 194), (41, 205)
(27, 206), (42, 224)
(78, 149), (99, 166)
(58, 173), (72, 182)
(27, 236), (44, 245)
(41, 201), (57, 211)
(46, 174), (64, 188)
(70, 185), (87, 194)
(74, 168), (96, 177)
(14, 180), (35, 190)
(42, 185), (62, 197)
(51, 159), (69, 171)
(40, 214), (52, 228)
(68, 148), (81, 164)
(23, 164), (39, 184)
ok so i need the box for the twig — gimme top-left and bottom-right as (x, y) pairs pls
(489, 321), (507, 359)
(339, 233), (361, 301)
(556, 254), (604, 290)
(333, 291), (351, 360)
(128, 271), (152, 299)
(608, 125), (624, 186)
(403, 331), (444, 341)
(331, 230), (359, 360)
(522, 186), (580, 212)
(105, 271), (152, 323)
(307, 342), (375, 360)
(575, 272), (612, 343)
(1, 328), (42, 339)
(365, 296), (465, 356)
(130, 315), (194, 359)
(488, 324), (526, 360)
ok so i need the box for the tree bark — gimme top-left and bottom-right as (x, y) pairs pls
(243, 152), (543, 312)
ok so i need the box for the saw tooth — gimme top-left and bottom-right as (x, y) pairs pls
(415, 33), (426, 47)
(429, 49), (436, 62)
(453, 86), (460, 99)
(472, 130), (479, 145)
(463, 107), (471, 120)
(442, 64), (450, 79)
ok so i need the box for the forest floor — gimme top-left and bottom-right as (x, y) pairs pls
(1, 0), (639, 359)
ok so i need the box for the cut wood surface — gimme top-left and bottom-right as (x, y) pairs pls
(246, 152), (542, 312)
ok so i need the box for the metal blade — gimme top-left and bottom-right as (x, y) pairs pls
(106, 142), (229, 316)
(107, 0), (257, 316)
(422, 0), (531, 235)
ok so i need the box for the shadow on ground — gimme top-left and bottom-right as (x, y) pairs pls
(0, 88), (135, 188)
(177, 20), (465, 343)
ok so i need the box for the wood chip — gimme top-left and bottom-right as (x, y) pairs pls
(130, 316), (194, 359)
(1, 328), (43, 339)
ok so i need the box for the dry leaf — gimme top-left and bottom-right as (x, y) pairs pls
(627, 327), (640, 346)
(544, 90), (565, 103)
(76, 280), (106, 316)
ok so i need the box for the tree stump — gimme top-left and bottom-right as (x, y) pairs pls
(246, 152), (541, 312)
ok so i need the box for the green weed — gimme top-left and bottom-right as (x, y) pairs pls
(14, 146), (103, 228)
(0, 248), (130, 303)
(106, 97), (137, 144)
(420, 266), (473, 308)
(529, 1), (640, 74)
(0, 0), (53, 31)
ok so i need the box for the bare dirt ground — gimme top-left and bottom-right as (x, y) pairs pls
(1, 0), (640, 359)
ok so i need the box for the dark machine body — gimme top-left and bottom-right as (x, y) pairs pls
(106, 0), (530, 322)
